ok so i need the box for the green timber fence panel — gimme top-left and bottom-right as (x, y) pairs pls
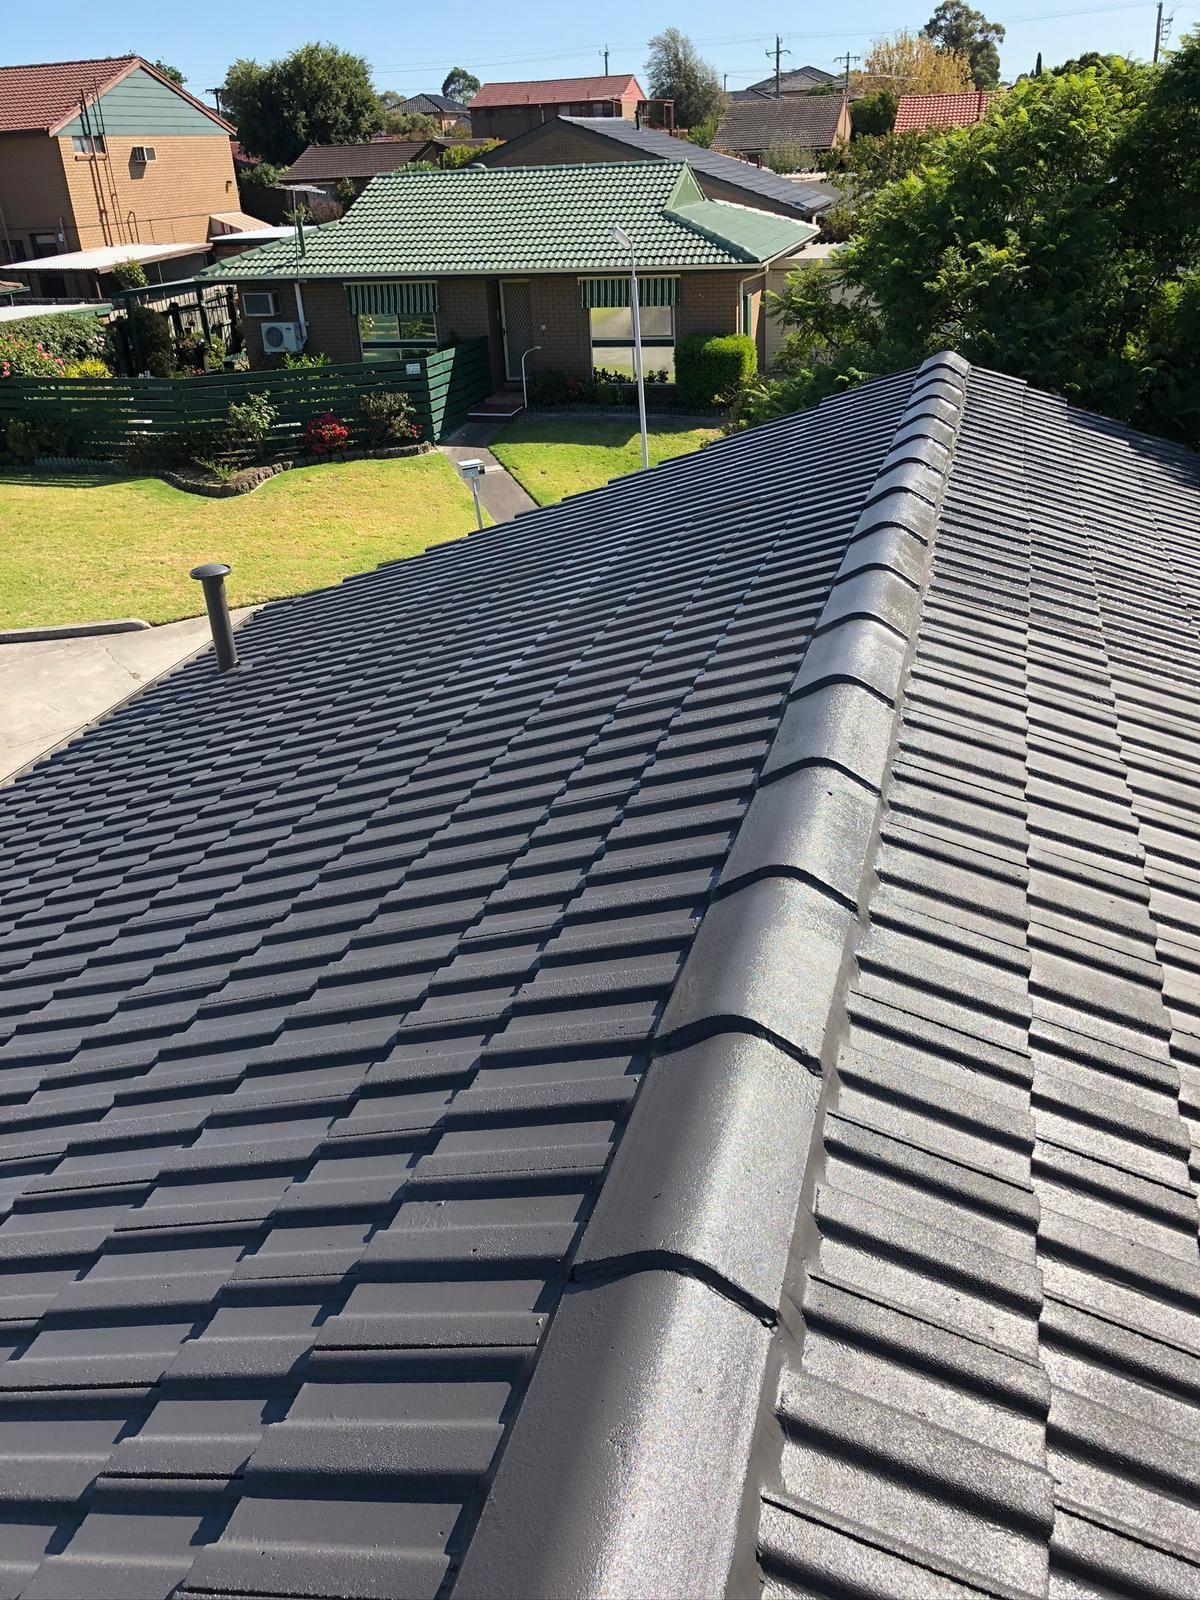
(0, 339), (492, 457)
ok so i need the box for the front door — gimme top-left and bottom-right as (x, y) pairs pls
(499, 279), (535, 382)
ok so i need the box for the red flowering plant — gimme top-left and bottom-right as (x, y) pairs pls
(303, 411), (351, 456)
(0, 335), (67, 378)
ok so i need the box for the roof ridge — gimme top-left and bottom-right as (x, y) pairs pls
(452, 353), (973, 1599)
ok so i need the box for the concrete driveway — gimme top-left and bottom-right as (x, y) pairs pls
(0, 611), (253, 784)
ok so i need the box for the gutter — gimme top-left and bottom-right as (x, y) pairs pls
(453, 352), (973, 1600)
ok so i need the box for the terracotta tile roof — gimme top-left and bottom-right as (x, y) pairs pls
(893, 90), (996, 132)
(472, 74), (645, 108)
(0, 55), (137, 133)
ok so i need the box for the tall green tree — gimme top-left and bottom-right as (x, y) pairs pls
(922, 1), (1005, 87)
(222, 44), (381, 166)
(645, 29), (726, 132)
(1116, 30), (1200, 263)
(441, 68), (480, 103)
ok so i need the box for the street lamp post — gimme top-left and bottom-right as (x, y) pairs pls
(610, 223), (649, 472)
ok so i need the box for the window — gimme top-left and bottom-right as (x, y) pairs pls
(32, 232), (61, 256)
(589, 303), (675, 378)
(130, 145), (157, 164)
(243, 291), (278, 318)
(357, 310), (438, 361)
(70, 134), (105, 155)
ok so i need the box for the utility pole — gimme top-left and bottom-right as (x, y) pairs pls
(835, 51), (861, 97)
(1154, 1), (1163, 61)
(208, 87), (223, 117)
(603, 45), (610, 73)
(766, 34), (791, 97)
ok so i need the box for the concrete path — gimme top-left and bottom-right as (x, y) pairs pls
(438, 437), (538, 524)
(0, 609), (254, 785)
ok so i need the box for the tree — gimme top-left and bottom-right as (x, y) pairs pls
(378, 109), (442, 139)
(850, 91), (898, 138)
(645, 29), (726, 132)
(378, 90), (406, 111)
(922, 1), (1005, 88)
(1115, 28), (1200, 264)
(763, 144), (818, 175)
(827, 130), (936, 203)
(141, 58), (185, 86)
(221, 44), (381, 166)
(441, 68), (480, 103)
(442, 140), (501, 167)
(856, 31), (973, 97)
(1051, 51), (1127, 75)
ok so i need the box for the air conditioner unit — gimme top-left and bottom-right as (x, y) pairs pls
(130, 145), (157, 164)
(261, 321), (303, 353)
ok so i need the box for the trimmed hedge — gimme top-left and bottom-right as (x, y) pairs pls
(674, 333), (757, 409)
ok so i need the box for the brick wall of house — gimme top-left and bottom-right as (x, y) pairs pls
(473, 102), (636, 141)
(243, 267), (758, 376)
(57, 135), (239, 249)
(0, 134), (77, 258)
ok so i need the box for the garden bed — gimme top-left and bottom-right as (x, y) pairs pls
(160, 441), (431, 497)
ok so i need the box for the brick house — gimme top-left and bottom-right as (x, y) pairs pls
(395, 93), (472, 132)
(893, 91), (998, 133)
(470, 76), (646, 141)
(713, 96), (851, 161)
(0, 56), (238, 268)
(280, 141), (447, 202)
(202, 162), (816, 382)
(481, 116), (840, 221)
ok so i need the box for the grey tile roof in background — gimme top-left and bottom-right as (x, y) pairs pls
(558, 116), (842, 217)
(715, 93), (847, 153)
(2, 352), (1200, 1600)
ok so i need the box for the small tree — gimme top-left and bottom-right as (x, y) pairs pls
(922, 1), (1005, 88)
(851, 91), (899, 139)
(379, 109), (442, 139)
(441, 68), (480, 103)
(763, 144), (819, 175)
(109, 260), (148, 291)
(857, 31), (973, 97)
(645, 29), (727, 131)
(441, 140), (500, 167)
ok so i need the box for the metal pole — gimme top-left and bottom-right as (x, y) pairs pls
(190, 562), (239, 672)
(628, 247), (649, 472)
(1154, 1), (1163, 61)
(521, 343), (542, 412)
(470, 476), (483, 530)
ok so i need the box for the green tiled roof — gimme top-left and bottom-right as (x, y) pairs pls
(202, 162), (816, 282)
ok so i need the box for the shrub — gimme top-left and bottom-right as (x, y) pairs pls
(61, 357), (112, 378)
(0, 336), (66, 377)
(525, 369), (571, 406)
(303, 411), (350, 455)
(225, 392), (277, 463)
(441, 140), (502, 167)
(3, 417), (75, 462)
(674, 333), (756, 408)
(281, 351), (331, 369)
(359, 390), (422, 445)
(109, 260), (149, 291)
(762, 143), (818, 175)
(2, 312), (110, 364)
(129, 304), (175, 376)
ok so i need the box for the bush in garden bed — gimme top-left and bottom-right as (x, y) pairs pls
(673, 334), (756, 410)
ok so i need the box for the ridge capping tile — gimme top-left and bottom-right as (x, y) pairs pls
(452, 353), (971, 1600)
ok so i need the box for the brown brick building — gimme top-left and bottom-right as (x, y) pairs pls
(202, 162), (816, 383)
(469, 75), (646, 142)
(0, 55), (238, 267)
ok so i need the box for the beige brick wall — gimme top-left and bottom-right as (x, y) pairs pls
(0, 133), (75, 255)
(58, 134), (238, 248)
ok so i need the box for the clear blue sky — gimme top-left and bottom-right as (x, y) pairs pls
(8, 0), (1197, 100)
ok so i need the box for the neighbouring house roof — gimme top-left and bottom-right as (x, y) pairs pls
(545, 116), (841, 217)
(736, 64), (838, 97)
(2, 352), (1199, 1599)
(894, 89), (998, 132)
(201, 162), (817, 282)
(714, 95), (847, 153)
(472, 74), (645, 108)
(0, 299), (109, 320)
(281, 142), (439, 184)
(0, 54), (234, 136)
(398, 92), (470, 116)
(208, 211), (270, 235)
(7, 240), (208, 274)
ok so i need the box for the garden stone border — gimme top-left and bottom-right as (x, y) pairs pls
(162, 440), (432, 496)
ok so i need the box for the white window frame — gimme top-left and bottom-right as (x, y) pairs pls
(130, 145), (157, 164)
(243, 290), (279, 318)
(70, 134), (105, 156)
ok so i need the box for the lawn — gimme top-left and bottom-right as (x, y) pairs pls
(0, 454), (482, 630)
(490, 417), (720, 506)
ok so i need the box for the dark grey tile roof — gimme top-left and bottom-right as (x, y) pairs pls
(738, 65), (838, 96)
(715, 93), (846, 152)
(561, 115), (841, 216)
(3, 354), (1200, 1599)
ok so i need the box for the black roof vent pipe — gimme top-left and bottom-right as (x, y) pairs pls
(190, 563), (240, 673)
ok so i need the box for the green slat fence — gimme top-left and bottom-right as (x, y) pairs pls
(0, 340), (491, 459)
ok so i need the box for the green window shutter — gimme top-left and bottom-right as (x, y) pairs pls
(579, 276), (679, 308)
(346, 281), (440, 316)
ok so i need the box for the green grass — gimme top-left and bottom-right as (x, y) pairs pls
(0, 454), (483, 630)
(490, 416), (720, 506)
